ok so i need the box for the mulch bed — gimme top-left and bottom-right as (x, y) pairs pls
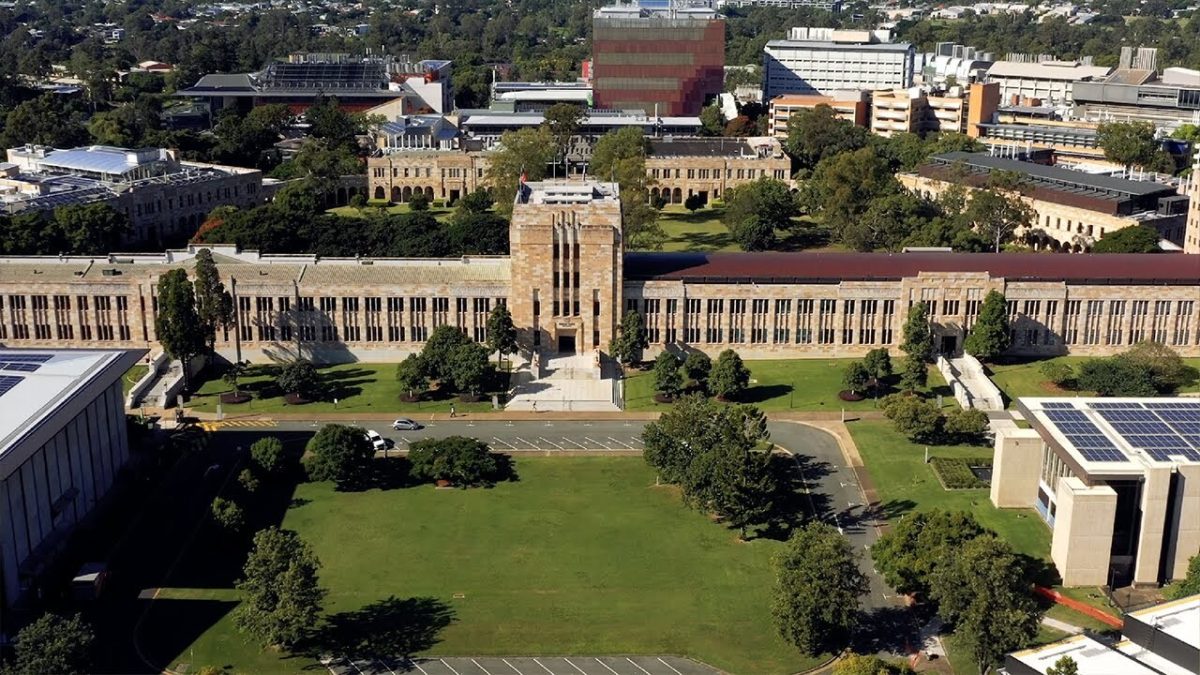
(219, 392), (251, 404)
(837, 390), (865, 402)
(283, 393), (310, 405)
(653, 393), (676, 404)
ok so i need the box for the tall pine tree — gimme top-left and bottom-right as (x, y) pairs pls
(154, 269), (205, 391)
(963, 290), (1010, 362)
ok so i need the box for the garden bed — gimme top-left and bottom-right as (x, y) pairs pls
(930, 456), (994, 489)
(219, 392), (251, 404)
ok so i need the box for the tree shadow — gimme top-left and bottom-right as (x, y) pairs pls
(758, 454), (833, 541)
(739, 383), (793, 404)
(776, 225), (832, 251)
(303, 596), (456, 661)
(870, 499), (918, 523)
(672, 230), (734, 251)
(852, 605), (919, 656)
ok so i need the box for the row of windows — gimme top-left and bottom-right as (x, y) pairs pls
(648, 167), (785, 181)
(628, 297), (897, 346)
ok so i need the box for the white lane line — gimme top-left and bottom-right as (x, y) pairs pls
(625, 436), (644, 447)
(560, 436), (588, 449)
(512, 436), (533, 449)
(377, 659), (398, 675)
(472, 658), (494, 675)
(657, 658), (684, 675)
(410, 659), (432, 675)
(502, 658), (523, 674)
(537, 436), (564, 450)
(626, 657), (654, 675)
(563, 658), (589, 675)
(594, 658), (621, 675)
(491, 436), (516, 450)
(605, 436), (633, 449)
(348, 659), (367, 675)
(441, 659), (463, 675)
(582, 436), (610, 449)
(532, 658), (556, 675)
(320, 656), (340, 675)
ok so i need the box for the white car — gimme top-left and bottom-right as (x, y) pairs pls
(365, 430), (387, 452)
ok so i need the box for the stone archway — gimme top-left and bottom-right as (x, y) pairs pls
(375, 186), (385, 200)
(402, 186), (412, 202)
(391, 186), (401, 202)
(424, 186), (434, 200)
(672, 187), (682, 204)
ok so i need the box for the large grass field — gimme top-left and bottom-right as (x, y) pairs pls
(652, 206), (835, 253)
(984, 356), (1200, 407)
(625, 358), (954, 412)
(144, 457), (822, 674)
(187, 362), (508, 415)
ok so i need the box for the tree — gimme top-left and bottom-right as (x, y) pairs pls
(900, 302), (933, 363)
(684, 193), (704, 212)
(709, 443), (778, 539)
(730, 214), (777, 251)
(304, 424), (375, 487)
(862, 348), (893, 384)
(642, 394), (767, 486)
(1092, 225), (1160, 253)
(485, 127), (556, 213)
(710, 349), (751, 400)
(784, 105), (870, 169)
(408, 190), (430, 212)
(683, 352), (711, 387)
(210, 496), (245, 536)
(881, 393), (942, 442)
(806, 148), (898, 241)
(485, 303), (518, 366)
(930, 535), (1040, 674)
(590, 127), (664, 249)
(772, 521), (868, 656)
(52, 203), (129, 254)
(305, 95), (361, 149)
(1046, 656), (1079, 675)
(349, 193), (367, 210)
(421, 325), (471, 381)
(943, 408), (989, 441)
(1040, 361), (1075, 388)
(609, 310), (648, 366)
(542, 102), (584, 174)
(652, 351), (683, 398)
(234, 527), (324, 648)
(843, 361), (871, 395)
(238, 468), (260, 493)
(899, 355), (928, 392)
(723, 178), (796, 238)
(699, 104), (724, 136)
(395, 354), (428, 400)
(1077, 358), (1158, 397)
(11, 612), (94, 675)
(154, 269), (205, 390)
(457, 188), (494, 214)
(833, 653), (911, 675)
(871, 509), (987, 598)
(963, 290), (1010, 362)
(449, 342), (490, 396)
(221, 360), (249, 397)
(1119, 341), (1198, 393)
(408, 436), (498, 487)
(251, 437), (287, 475)
(1163, 555), (1200, 600)
(964, 189), (1034, 252)
(277, 359), (321, 400)
(1097, 120), (1160, 169)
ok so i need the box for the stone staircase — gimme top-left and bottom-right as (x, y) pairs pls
(506, 353), (620, 412)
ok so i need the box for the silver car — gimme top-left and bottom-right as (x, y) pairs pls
(392, 418), (422, 430)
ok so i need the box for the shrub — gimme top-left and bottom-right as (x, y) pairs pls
(210, 496), (245, 535)
(862, 348), (893, 383)
(842, 361), (870, 394)
(881, 394), (942, 442)
(408, 436), (498, 487)
(1077, 358), (1156, 396)
(930, 457), (992, 489)
(943, 408), (989, 442)
(653, 351), (683, 398)
(276, 359), (320, 400)
(683, 351), (712, 386)
(238, 468), (260, 493)
(1039, 361), (1075, 388)
(710, 349), (750, 400)
(250, 437), (286, 475)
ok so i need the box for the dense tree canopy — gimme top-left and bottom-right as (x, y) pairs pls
(234, 527), (324, 648)
(590, 127), (664, 249)
(772, 521), (868, 655)
(1091, 225), (1161, 253)
(304, 423), (376, 487)
(408, 436), (500, 487)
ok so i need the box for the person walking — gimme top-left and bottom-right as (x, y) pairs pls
(449, 404), (456, 418)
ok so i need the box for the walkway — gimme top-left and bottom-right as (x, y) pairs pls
(943, 355), (1004, 411)
(507, 353), (619, 412)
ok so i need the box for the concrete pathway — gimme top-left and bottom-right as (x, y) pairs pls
(1041, 616), (1085, 635)
(507, 353), (619, 412)
(945, 355), (1004, 411)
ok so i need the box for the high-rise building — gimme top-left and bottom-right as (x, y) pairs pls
(1185, 149), (1200, 254)
(763, 27), (916, 100)
(591, 5), (724, 116)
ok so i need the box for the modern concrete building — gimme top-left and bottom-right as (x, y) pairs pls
(0, 348), (144, 610)
(1073, 67), (1200, 129)
(900, 152), (1191, 251)
(591, 5), (725, 116)
(1005, 595), (1199, 674)
(768, 93), (869, 137)
(719, 0), (842, 10)
(2, 145), (265, 246)
(984, 58), (1113, 107)
(763, 27), (916, 100)
(490, 81), (593, 113)
(993, 398), (1200, 587)
(868, 85), (996, 137)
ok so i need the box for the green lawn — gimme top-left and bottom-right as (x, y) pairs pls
(651, 206), (836, 252)
(327, 203), (455, 219)
(149, 457), (822, 674)
(122, 364), (148, 397)
(985, 356), (1200, 407)
(186, 362), (506, 415)
(943, 624), (1069, 675)
(625, 359), (954, 412)
(849, 420), (1050, 559)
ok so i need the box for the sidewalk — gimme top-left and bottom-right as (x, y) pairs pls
(145, 407), (888, 424)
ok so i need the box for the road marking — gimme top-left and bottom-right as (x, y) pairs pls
(473, 658), (494, 675)
(605, 436), (633, 449)
(377, 658), (398, 675)
(348, 658), (366, 675)
(544, 422), (554, 427)
(410, 659), (431, 675)
(491, 436), (516, 450)
(594, 658), (621, 675)
(441, 659), (462, 675)
(563, 658), (589, 675)
(560, 436), (588, 449)
(537, 436), (564, 450)
(512, 436), (532, 449)
(532, 658), (556, 675)
(626, 658), (654, 675)
(656, 659), (684, 675)
(583, 436), (610, 449)
(502, 658), (523, 674)
(625, 436), (644, 447)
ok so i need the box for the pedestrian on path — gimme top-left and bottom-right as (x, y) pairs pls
(531, 400), (537, 413)
(450, 404), (456, 418)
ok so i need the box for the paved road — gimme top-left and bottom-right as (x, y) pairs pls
(211, 418), (912, 655)
(323, 655), (720, 675)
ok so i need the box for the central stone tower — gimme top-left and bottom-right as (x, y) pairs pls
(509, 181), (623, 358)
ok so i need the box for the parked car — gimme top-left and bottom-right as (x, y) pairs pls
(365, 430), (387, 451)
(392, 418), (421, 431)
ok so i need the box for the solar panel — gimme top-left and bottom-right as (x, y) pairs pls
(1109, 421), (1174, 436)
(1097, 409), (1159, 423)
(0, 354), (53, 362)
(1042, 401), (1077, 409)
(1091, 401), (1146, 410)
(1046, 410), (1090, 424)
(1, 362), (39, 372)
(1144, 402), (1200, 410)
(1156, 410), (1200, 423)
(0, 375), (22, 397)
(1166, 422), (1200, 436)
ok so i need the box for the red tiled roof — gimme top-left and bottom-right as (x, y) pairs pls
(623, 252), (1200, 284)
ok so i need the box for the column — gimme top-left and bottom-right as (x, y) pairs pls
(1133, 467), (1173, 587)
(990, 429), (1044, 508)
(1051, 477), (1117, 587)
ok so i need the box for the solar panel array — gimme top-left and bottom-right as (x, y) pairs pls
(0, 353), (53, 373)
(1039, 400), (1200, 463)
(0, 375), (22, 398)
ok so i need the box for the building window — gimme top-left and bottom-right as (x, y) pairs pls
(729, 299), (746, 343)
(706, 299), (723, 343)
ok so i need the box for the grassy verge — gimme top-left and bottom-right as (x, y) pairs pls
(186, 362), (507, 415)
(149, 456), (824, 675)
(327, 204), (455, 219)
(985, 356), (1200, 407)
(652, 206), (836, 252)
(122, 365), (149, 397)
(625, 359), (954, 412)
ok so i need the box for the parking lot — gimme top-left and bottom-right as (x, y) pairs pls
(392, 432), (645, 453)
(323, 655), (722, 675)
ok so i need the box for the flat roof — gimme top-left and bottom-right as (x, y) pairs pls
(1127, 594), (1200, 648)
(931, 151), (1175, 198)
(622, 251), (1200, 284)
(1009, 635), (1163, 675)
(766, 38), (913, 52)
(0, 349), (143, 467)
(1019, 398), (1200, 478)
(987, 60), (1112, 81)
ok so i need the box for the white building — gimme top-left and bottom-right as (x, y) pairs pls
(763, 27), (916, 99)
(0, 348), (144, 610)
(985, 59), (1113, 106)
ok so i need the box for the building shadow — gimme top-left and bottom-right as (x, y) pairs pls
(739, 383), (793, 404)
(132, 598), (240, 674)
(302, 596), (456, 661)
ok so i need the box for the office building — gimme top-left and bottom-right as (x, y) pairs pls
(993, 397), (1200, 587)
(591, 5), (724, 116)
(900, 152), (1191, 251)
(985, 57), (1113, 106)
(763, 27), (916, 100)
(1186, 151), (1200, 253)
(2, 145), (265, 245)
(1073, 67), (1200, 129)
(719, 0), (842, 10)
(490, 81), (593, 113)
(0, 348), (145, 610)
(1005, 595), (1199, 674)
(767, 93), (869, 137)
(870, 83), (998, 137)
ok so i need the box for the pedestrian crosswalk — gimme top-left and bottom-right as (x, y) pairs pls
(198, 419), (279, 432)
